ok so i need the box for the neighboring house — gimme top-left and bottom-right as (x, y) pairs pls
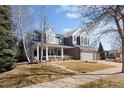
(109, 49), (122, 59)
(26, 27), (97, 62)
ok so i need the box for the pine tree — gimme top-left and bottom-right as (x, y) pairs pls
(98, 42), (105, 60)
(0, 5), (17, 72)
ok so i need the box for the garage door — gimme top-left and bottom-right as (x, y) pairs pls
(80, 52), (93, 61)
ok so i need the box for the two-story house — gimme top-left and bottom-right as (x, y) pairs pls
(27, 27), (97, 62)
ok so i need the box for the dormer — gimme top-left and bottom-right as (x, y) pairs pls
(46, 28), (56, 44)
(64, 27), (84, 46)
(29, 31), (41, 42)
(72, 27), (83, 45)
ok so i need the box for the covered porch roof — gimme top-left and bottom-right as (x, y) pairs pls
(32, 42), (74, 49)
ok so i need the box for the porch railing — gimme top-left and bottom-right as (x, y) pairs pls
(42, 55), (72, 61)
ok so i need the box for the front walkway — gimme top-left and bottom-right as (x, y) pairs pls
(25, 61), (122, 88)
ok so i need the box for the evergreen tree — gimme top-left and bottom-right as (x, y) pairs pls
(98, 42), (105, 60)
(0, 5), (17, 72)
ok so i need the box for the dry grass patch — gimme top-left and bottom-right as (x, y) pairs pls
(79, 75), (124, 88)
(56, 61), (114, 73)
(0, 63), (73, 88)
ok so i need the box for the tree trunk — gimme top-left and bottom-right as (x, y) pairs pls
(16, 7), (31, 63)
(121, 38), (124, 73)
(22, 37), (31, 63)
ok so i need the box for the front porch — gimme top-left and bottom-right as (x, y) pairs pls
(30, 43), (73, 61)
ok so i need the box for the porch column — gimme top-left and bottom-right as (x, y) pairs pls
(61, 47), (64, 60)
(41, 46), (43, 61)
(37, 44), (39, 61)
(46, 46), (49, 61)
(32, 47), (34, 61)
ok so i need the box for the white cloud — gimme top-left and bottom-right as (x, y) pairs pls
(56, 5), (79, 13)
(56, 5), (80, 19)
(66, 12), (80, 19)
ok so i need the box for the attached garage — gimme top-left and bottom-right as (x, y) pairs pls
(80, 52), (94, 61)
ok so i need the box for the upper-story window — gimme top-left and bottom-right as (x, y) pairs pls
(81, 36), (89, 46)
(81, 37), (84, 44)
(32, 35), (40, 41)
(60, 38), (64, 44)
(74, 35), (77, 42)
(84, 37), (87, 45)
(73, 35), (77, 44)
(55, 37), (63, 45)
(47, 34), (55, 43)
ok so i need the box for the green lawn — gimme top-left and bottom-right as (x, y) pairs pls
(79, 75), (124, 88)
(0, 63), (73, 88)
(56, 61), (114, 73)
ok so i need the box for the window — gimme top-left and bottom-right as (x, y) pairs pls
(87, 39), (89, 45)
(48, 49), (55, 55)
(56, 38), (59, 44)
(58, 50), (61, 56)
(47, 34), (55, 43)
(84, 37), (87, 45)
(81, 36), (89, 46)
(51, 49), (54, 55)
(33, 35), (39, 41)
(81, 37), (84, 45)
(60, 38), (63, 44)
(43, 49), (46, 56)
(73, 35), (77, 44)
(48, 49), (51, 55)
(47, 35), (50, 41)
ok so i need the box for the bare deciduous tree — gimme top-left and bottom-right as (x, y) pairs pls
(79, 5), (124, 73)
(39, 6), (48, 62)
(13, 6), (34, 63)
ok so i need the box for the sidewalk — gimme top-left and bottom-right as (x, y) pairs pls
(25, 61), (122, 88)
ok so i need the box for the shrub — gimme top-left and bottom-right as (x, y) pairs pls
(0, 57), (16, 73)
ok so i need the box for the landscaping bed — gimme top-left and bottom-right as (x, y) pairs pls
(0, 63), (73, 88)
(56, 61), (114, 73)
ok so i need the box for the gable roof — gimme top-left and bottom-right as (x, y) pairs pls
(46, 27), (65, 38)
(28, 27), (86, 38)
(28, 30), (41, 35)
(64, 29), (76, 37)
(64, 27), (84, 37)
(46, 27), (56, 34)
(56, 34), (65, 38)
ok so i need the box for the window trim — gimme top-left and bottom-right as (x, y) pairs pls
(80, 36), (89, 46)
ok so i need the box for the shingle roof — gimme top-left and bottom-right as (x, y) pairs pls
(28, 30), (40, 35)
(64, 27), (84, 37)
(56, 34), (65, 38)
(64, 28), (78, 37)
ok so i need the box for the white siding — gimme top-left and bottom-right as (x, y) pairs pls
(80, 31), (89, 46)
(46, 28), (56, 44)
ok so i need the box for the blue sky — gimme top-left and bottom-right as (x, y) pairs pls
(29, 5), (81, 35)
(26, 5), (114, 50)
